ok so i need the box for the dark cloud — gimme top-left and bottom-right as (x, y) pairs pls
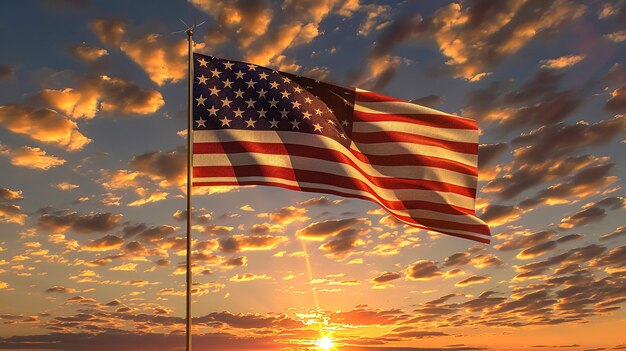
(371, 272), (402, 284)
(219, 234), (287, 253)
(69, 43), (108, 61)
(558, 206), (607, 230)
(320, 228), (363, 258)
(131, 147), (186, 186)
(503, 69), (564, 104)
(495, 230), (556, 251)
(0, 64), (12, 80)
(511, 116), (626, 163)
(296, 196), (343, 207)
(455, 275), (490, 287)
(296, 218), (364, 240)
(37, 211), (123, 233)
(406, 260), (442, 280)
(479, 204), (521, 227)
(605, 86), (626, 112)
(502, 90), (583, 131)
(517, 241), (558, 259)
(478, 143), (509, 169)
(45, 286), (76, 293)
(82, 235), (124, 251)
(444, 252), (471, 267)
(222, 256), (247, 268)
(409, 95), (443, 107)
(123, 225), (176, 243)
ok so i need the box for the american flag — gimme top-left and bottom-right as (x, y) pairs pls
(191, 53), (491, 243)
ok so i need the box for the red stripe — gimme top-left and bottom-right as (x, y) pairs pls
(354, 90), (406, 103)
(194, 164), (479, 216)
(194, 141), (477, 176)
(194, 142), (476, 197)
(353, 110), (478, 130)
(351, 131), (478, 155)
(193, 179), (490, 241)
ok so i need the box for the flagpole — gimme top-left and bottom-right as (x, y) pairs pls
(185, 27), (193, 351)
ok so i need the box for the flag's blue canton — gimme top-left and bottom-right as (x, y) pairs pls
(192, 53), (355, 148)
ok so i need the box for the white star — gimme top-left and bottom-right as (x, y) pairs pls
(223, 61), (234, 70)
(207, 105), (219, 116)
(247, 64), (257, 71)
(315, 108), (322, 115)
(269, 119), (280, 128)
(195, 95), (206, 106)
(280, 90), (291, 99)
(245, 118), (256, 128)
(268, 98), (279, 108)
(291, 100), (301, 109)
(339, 133), (347, 139)
(290, 119), (300, 129)
(223, 79), (234, 88)
(259, 71), (269, 80)
(258, 108), (267, 118)
(341, 120), (349, 126)
(219, 116), (232, 127)
(327, 119), (336, 126)
(302, 111), (312, 119)
(197, 75), (209, 85)
(196, 117), (206, 128)
(245, 98), (256, 108)
(294, 86), (303, 93)
(270, 81), (280, 89)
(221, 97), (232, 107)
(209, 86), (221, 96)
(282, 76), (291, 83)
(233, 108), (245, 118)
(280, 108), (289, 118)
(313, 123), (323, 132)
(234, 89), (245, 98)
(257, 88), (267, 98)
(198, 57), (208, 67)
(210, 68), (221, 77)
(304, 96), (312, 104)
(246, 79), (257, 89)
(234, 70), (245, 79)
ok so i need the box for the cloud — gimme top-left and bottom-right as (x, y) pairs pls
(89, 18), (126, 47)
(601, 225), (626, 241)
(428, 0), (586, 81)
(38, 75), (164, 118)
(265, 205), (308, 226)
(219, 234), (287, 253)
(605, 86), (626, 112)
(70, 43), (108, 61)
(45, 286), (77, 293)
(604, 30), (626, 43)
(478, 143), (509, 169)
(296, 218), (364, 240)
(123, 224), (176, 243)
(37, 211), (123, 233)
(0, 187), (23, 202)
(229, 273), (271, 282)
(54, 182), (80, 191)
(319, 228), (364, 258)
(82, 235), (124, 251)
(540, 54), (586, 69)
(495, 230), (556, 251)
(511, 116), (626, 163)
(0, 105), (91, 151)
(0, 204), (26, 225)
(454, 275), (490, 287)
(371, 271), (402, 285)
(558, 206), (606, 230)
(406, 260), (442, 280)
(296, 196), (343, 207)
(0, 145), (66, 170)
(130, 147), (186, 187)
(479, 204), (522, 227)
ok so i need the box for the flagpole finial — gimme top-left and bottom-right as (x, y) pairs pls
(173, 19), (204, 38)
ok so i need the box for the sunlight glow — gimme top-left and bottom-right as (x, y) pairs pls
(317, 337), (333, 350)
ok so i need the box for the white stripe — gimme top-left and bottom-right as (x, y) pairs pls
(192, 176), (489, 234)
(194, 129), (478, 170)
(352, 121), (477, 144)
(193, 152), (476, 209)
(354, 98), (475, 122)
(352, 140), (476, 166)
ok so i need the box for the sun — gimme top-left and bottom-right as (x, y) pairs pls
(316, 336), (334, 350)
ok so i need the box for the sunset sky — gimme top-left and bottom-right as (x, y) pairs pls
(0, 0), (625, 350)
